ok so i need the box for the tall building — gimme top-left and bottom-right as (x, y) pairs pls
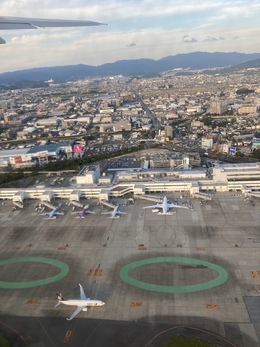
(76, 165), (101, 184)
(201, 135), (213, 149)
(165, 125), (173, 138)
(209, 101), (228, 115)
(238, 104), (257, 114)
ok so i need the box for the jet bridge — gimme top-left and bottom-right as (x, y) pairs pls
(244, 192), (260, 199)
(99, 200), (115, 209)
(192, 192), (212, 200)
(40, 191), (55, 203)
(70, 200), (83, 208)
(12, 191), (27, 208)
(40, 201), (56, 209)
(13, 200), (24, 209)
(134, 195), (162, 203)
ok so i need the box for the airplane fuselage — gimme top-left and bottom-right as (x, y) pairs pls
(143, 196), (188, 215)
(154, 196), (172, 215)
(79, 209), (87, 218)
(162, 196), (168, 214)
(49, 209), (57, 218)
(59, 299), (105, 307)
(111, 205), (119, 218)
(78, 205), (94, 218)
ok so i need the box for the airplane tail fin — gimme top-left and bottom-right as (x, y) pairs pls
(54, 293), (65, 308)
(56, 293), (65, 301)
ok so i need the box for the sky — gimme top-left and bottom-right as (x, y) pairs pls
(1, 0), (260, 73)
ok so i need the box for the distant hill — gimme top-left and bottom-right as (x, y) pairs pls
(1, 51), (260, 86)
(214, 58), (260, 74)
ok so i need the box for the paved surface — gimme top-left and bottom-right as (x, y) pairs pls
(0, 192), (260, 346)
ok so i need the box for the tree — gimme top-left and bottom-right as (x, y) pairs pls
(236, 88), (255, 95)
(252, 148), (260, 159)
(235, 151), (245, 157)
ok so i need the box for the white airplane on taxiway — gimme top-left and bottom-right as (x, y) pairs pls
(55, 283), (105, 321)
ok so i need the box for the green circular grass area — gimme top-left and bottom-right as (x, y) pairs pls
(161, 336), (215, 347)
(0, 257), (69, 288)
(0, 334), (11, 347)
(120, 257), (228, 293)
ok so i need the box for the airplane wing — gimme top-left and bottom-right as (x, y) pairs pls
(167, 203), (189, 209)
(0, 16), (107, 44)
(101, 212), (112, 215)
(79, 283), (88, 300)
(0, 16), (106, 29)
(77, 210), (96, 215)
(72, 210), (95, 215)
(117, 212), (127, 214)
(66, 305), (86, 321)
(142, 204), (161, 209)
(54, 301), (62, 308)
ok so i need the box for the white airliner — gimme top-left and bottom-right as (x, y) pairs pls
(101, 205), (126, 219)
(72, 205), (96, 218)
(55, 283), (105, 321)
(0, 16), (107, 44)
(142, 196), (188, 215)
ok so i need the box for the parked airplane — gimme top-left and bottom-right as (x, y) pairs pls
(39, 203), (64, 219)
(0, 16), (107, 44)
(142, 196), (188, 215)
(101, 205), (126, 219)
(72, 205), (96, 218)
(55, 283), (105, 321)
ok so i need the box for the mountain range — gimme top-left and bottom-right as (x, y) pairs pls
(1, 51), (260, 86)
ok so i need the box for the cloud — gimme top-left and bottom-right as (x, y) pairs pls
(1, 1), (260, 73)
(205, 36), (225, 42)
(182, 35), (198, 43)
(3, 0), (258, 23)
(127, 43), (136, 47)
(205, 36), (217, 41)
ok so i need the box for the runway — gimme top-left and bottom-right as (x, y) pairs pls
(0, 192), (260, 346)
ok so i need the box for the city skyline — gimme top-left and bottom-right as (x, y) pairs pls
(1, 0), (260, 73)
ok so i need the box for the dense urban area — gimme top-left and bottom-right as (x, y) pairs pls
(0, 66), (260, 180)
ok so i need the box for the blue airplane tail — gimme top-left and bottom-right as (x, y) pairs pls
(56, 293), (65, 301)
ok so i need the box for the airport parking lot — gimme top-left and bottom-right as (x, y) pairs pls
(0, 193), (260, 346)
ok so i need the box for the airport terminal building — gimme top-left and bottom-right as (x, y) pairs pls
(1, 162), (260, 206)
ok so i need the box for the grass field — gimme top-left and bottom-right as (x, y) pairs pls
(0, 335), (11, 347)
(161, 336), (215, 347)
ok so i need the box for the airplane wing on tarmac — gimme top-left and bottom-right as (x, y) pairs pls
(67, 305), (87, 321)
